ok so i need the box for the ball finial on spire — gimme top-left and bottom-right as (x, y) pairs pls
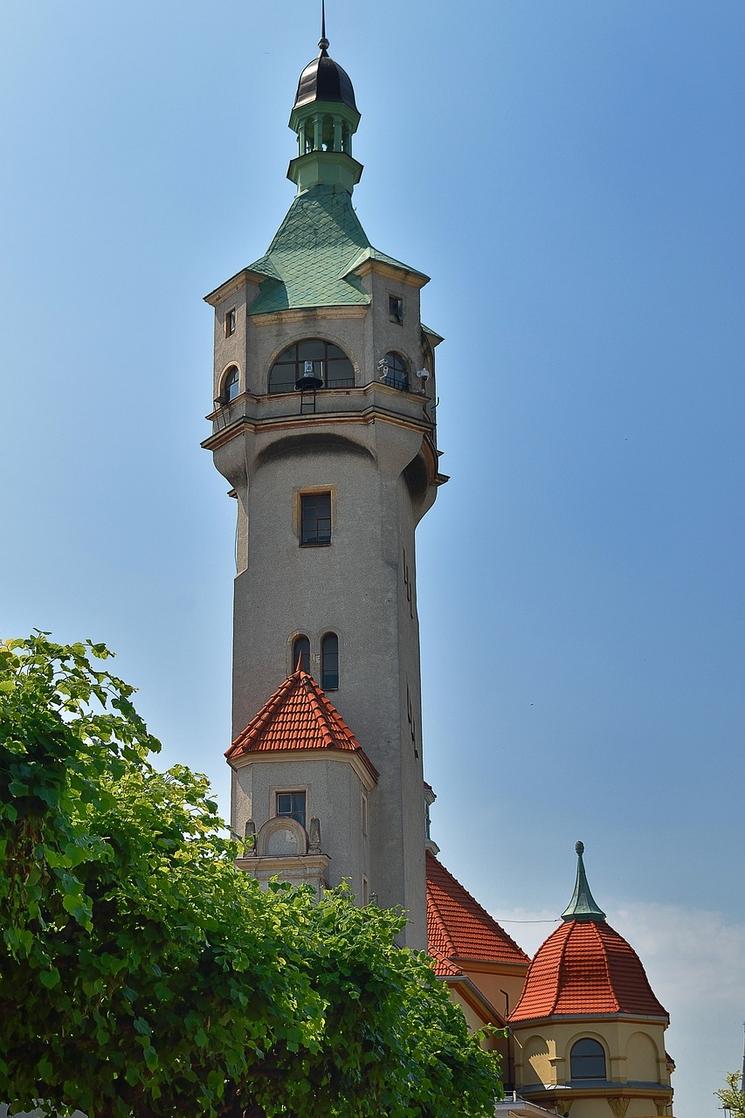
(319, 0), (329, 53)
(576, 840), (585, 856)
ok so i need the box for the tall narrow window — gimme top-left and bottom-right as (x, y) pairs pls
(222, 365), (240, 402)
(300, 492), (331, 546)
(225, 308), (236, 337)
(292, 634), (310, 674)
(570, 1039), (606, 1080)
(321, 632), (339, 690)
(388, 294), (404, 324)
(276, 791), (306, 830)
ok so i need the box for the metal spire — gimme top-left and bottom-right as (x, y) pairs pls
(561, 841), (607, 923)
(319, 0), (329, 54)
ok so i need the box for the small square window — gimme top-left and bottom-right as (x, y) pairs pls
(225, 308), (236, 337)
(388, 294), (404, 325)
(276, 791), (306, 830)
(300, 491), (331, 546)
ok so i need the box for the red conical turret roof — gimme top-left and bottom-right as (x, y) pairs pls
(509, 918), (668, 1022)
(510, 843), (667, 1023)
(226, 667), (378, 782)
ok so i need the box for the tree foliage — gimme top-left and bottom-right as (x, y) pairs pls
(717, 1072), (745, 1117)
(0, 633), (501, 1117)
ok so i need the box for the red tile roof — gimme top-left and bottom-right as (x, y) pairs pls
(509, 919), (668, 1023)
(426, 851), (530, 976)
(226, 667), (378, 782)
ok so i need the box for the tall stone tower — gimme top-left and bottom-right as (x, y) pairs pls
(203, 22), (444, 949)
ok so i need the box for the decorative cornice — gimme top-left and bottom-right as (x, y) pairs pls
(250, 305), (368, 325)
(202, 407), (435, 452)
(511, 1011), (670, 1029)
(229, 746), (378, 790)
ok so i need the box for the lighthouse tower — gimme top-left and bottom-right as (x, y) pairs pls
(203, 20), (444, 949)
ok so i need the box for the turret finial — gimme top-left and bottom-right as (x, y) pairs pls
(562, 840), (607, 923)
(319, 0), (329, 54)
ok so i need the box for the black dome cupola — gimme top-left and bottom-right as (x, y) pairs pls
(293, 4), (357, 113)
(294, 51), (357, 113)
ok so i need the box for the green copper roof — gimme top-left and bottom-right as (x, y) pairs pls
(561, 841), (607, 923)
(247, 185), (372, 315)
(342, 245), (429, 283)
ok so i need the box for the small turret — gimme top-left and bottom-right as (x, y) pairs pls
(288, 4), (363, 194)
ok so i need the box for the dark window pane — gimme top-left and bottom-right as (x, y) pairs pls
(298, 339), (326, 360)
(224, 366), (240, 401)
(276, 791), (306, 829)
(321, 632), (339, 690)
(300, 492), (331, 546)
(381, 351), (409, 391)
(292, 635), (310, 673)
(326, 358), (354, 387)
(570, 1039), (606, 1080)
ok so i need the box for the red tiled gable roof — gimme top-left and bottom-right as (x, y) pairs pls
(509, 919), (668, 1023)
(426, 851), (529, 976)
(226, 668), (378, 781)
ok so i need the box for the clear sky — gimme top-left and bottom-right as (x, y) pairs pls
(1, 2), (743, 1114)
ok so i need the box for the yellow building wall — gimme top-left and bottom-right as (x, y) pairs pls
(512, 1018), (669, 1088)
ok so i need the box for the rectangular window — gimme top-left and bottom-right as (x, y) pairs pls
(361, 793), (368, 836)
(276, 791), (306, 829)
(388, 294), (404, 324)
(362, 876), (369, 906)
(225, 308), (236, 337)
(300, 491), (332, 546)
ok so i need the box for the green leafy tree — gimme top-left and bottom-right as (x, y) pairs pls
(0, 634), (501, 1117)
(717, 1072), (745, 1117)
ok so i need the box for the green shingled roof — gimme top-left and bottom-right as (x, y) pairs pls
(248, 186), (369, 315)
(247, 185), (424, 316)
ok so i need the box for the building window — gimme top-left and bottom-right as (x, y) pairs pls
(222, 365), (240, 402)
(269, 339), (355, 394)
(276, 791), (306, 830)
(300, 492), (331, 546)
(292, 634), (310, 674)
(570, 1039), (606, 1080)
(225, 308), (236, 337)
(381, 351), (409, 392)
(388, 294), (404, 324)
(321, 632), (339, 690)
(361, 792), (368, 836)
(362, 875), (369, 905)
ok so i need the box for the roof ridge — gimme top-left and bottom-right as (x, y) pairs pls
(429, 853), (529, 960)
(550, 920), (573, 1016)
(228, 672), (298, 755)
(425, 856), (459, 964)
(593, 921), (621, 1013)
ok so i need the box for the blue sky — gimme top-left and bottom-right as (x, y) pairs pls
(1, 2), (743, 1114)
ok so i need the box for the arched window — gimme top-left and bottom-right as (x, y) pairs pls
(222, 365), (240, 402)
(570, 1038), (606, 1080)
(292, 634), (310, 674)
(321, 632), (339, 690)
(268, 340), (355, 394)
(381, 351), (409, 392)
